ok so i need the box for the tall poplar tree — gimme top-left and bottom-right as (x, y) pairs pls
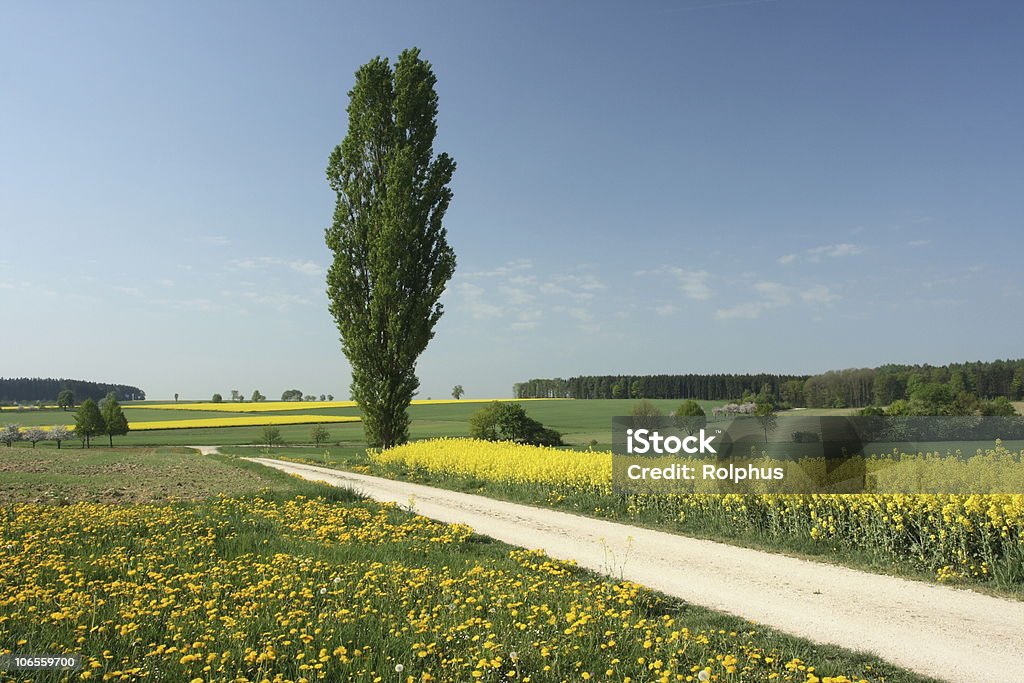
(325, 48), (456, 448)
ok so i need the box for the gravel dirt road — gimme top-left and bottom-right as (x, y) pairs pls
(243, 456), (1024, 683)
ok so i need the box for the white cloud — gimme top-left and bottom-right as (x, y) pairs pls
(782, 243), (865, 265)
(498, 285), (534, 307)
(806, 243), (864, 262)
(158, 297), (221, 313)
(288, 260), (323, 276)
(455, 282), (502, 319)
(450, 260), (608, 331)
(656, 267), (712, 300)
(715, 279), (838, 320)
(461, 259), (534, 279)
(199, 235), (231, 246)
(654, 304), (677, 317)
(753, 281), (791, 306)
(238, 291), (312, 312)
(800, 285), (838, 305)
(715, 302), (770, 320)
(714, 281), (786, 320)
(908, 239), (931, 247)
(228, 256), (324, 276)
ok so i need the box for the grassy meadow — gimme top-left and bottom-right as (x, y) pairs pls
(0, 447), (934, 683)
(1, 399), (723, 449)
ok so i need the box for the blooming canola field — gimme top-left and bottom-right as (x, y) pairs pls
(128, 399), (559, 413)
(38, 415), (361, 432)
(371, 439), (1024, 588)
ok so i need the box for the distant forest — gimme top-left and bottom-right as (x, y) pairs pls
(0, 378), (146, 403)
(514, 359), (1024, 408)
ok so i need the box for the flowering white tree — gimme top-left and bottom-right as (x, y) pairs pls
(1, 424), (22, 447)
(48, 425), (71, 449)
(23, 427), (46, 448)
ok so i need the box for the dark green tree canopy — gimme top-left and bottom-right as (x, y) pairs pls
(469, 402), (562, 447)
(74, 399), (104, 448)
(57, 388), (75, 411)
(101, 392), (130, 447)
(325, 48), (456, 449)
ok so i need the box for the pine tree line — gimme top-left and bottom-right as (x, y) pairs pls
(0, 378), (145, 403)
(515, 358), (1024, 407)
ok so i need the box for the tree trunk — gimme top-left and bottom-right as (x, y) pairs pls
(109, 434), (113, 447)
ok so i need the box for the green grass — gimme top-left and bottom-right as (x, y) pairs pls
(42, 399), (719, 447)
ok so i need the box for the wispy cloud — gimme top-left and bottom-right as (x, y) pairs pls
(806, 243), (864, 262)
(198, 235), (231, 247)
(780, 243), (866, 265)
(636, 266), (712, 300)
(228, 256), (324, 277)
(455, 282), (503, 319)
(908, 239), (931, 247)
(715, 280), (837, 320)
(235, 291), (313, 312)
(451, 260), (606, 331)
(156, 297), (221, 313)
(800, 284), (838, 305)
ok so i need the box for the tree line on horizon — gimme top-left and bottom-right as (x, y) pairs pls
(514, 358), (1024, 408)
(0, 377), (145, 403)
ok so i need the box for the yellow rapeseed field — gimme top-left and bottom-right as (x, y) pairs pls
(42, 415), (360, 432)
(0, 495), (877, 682)
(371, 439), (1024, 587)
(128, 398), (561, 413)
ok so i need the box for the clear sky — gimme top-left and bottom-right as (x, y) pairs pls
(2, 1), (1022, 400)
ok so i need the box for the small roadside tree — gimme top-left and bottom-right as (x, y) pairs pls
(23, 427), (46, 448)
(469, 402), (562, 446)
(281, 389), (303, 402)
(672, 400), (706, 436)
(174, 393), (179, 402)
(326, 394), (334, 401)
(251, 389), (266, 402)
(57, 389), (75, 411)
(319, 394), (326, 402)
(258, 426), (284, 448)
(311, 424), (330, 446)
(452, 385), (464, 400)
(74, 399), (103, 448)
(101, 393), (130, 447)
(230, 389), (242, 402)
(754, 400), (778, 444)
(211, 393), (223, 403)
(1, 424), (22, 447)
(630, 400), (663, 432)
(48, 425), (71, 449)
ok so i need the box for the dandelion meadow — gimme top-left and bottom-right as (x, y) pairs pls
(0, 486), (916, 683)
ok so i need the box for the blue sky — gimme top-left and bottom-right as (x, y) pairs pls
(2, 1), (1022, 400)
